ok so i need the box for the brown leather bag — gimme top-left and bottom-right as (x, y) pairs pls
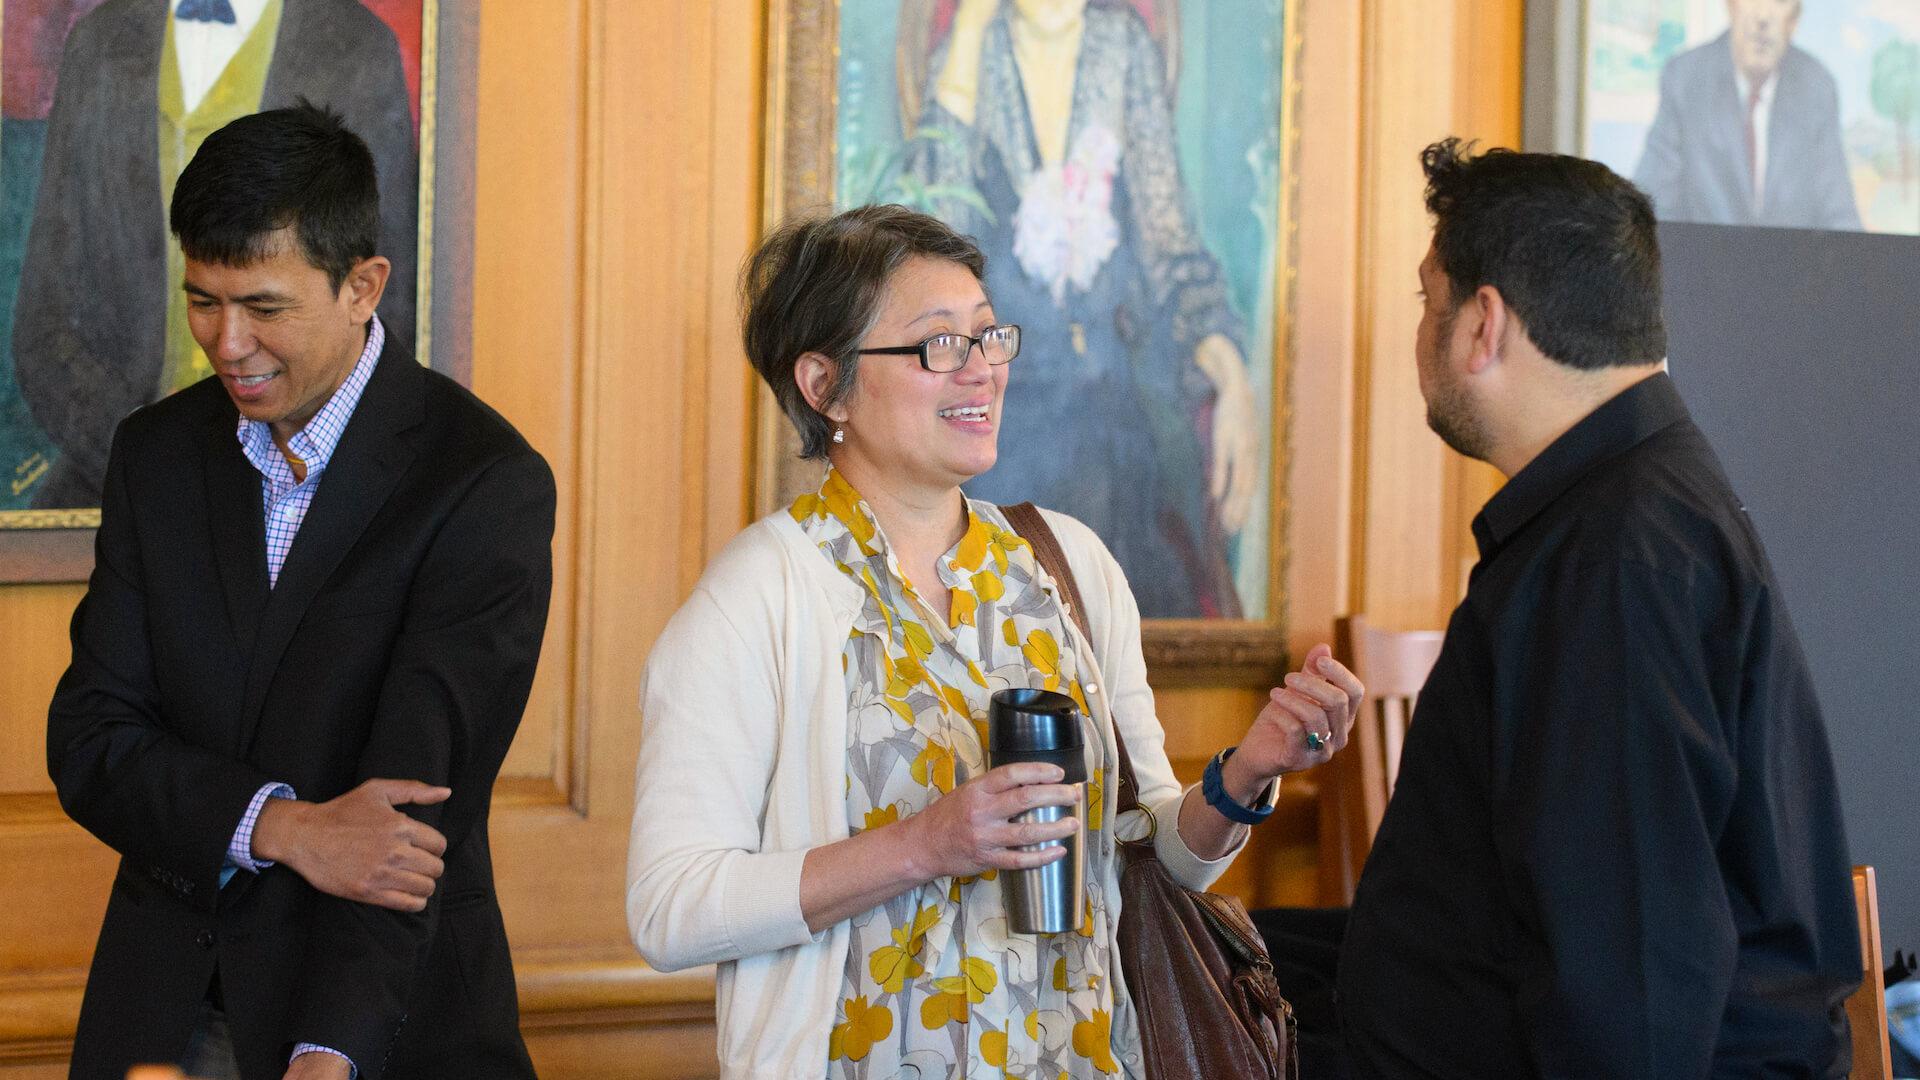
(1002, 502), (1298, 1080)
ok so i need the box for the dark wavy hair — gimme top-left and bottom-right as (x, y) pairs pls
(1421, 138), (1667, 369)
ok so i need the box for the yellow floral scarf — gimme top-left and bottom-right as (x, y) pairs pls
(793, 469), (1134, 1078)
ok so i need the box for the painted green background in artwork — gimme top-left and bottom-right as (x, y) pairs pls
(0, 123), (60, 509)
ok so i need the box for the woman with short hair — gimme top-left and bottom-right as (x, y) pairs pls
(625, 204), (1361, 1078)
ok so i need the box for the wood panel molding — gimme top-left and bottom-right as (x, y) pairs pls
(1143, 623), (1290, 687)
(0, 954), (717, 1063)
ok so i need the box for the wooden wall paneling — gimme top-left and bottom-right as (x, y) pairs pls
(1441, 0), (1523, 605)
(492, 0), (755, 1071)
(1289, 0), (1525, 903)
(700, 0), (764, 565)
(467, 0), (632, 1051)
(0, 566), (91, 1068)
(0, 587), (75, 793)
(1350, 0), (1522, 623)
(1351, 0), (1458, 633)
(476, 0), (587, 794)
(500, 0), (765, 1073)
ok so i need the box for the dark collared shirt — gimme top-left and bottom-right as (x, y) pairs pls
(1338, 373), (1860, 1079)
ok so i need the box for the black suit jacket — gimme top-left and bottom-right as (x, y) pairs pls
(1633, 33), (1861, 231)
(47, 334), (552, 1080)
(13, 0), (419, 509)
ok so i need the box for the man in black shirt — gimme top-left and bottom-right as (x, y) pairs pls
(1337, 139), (1860, 1078)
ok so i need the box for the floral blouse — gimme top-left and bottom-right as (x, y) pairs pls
(794, 469), (1140, 1079)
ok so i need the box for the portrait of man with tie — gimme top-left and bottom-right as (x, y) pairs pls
(1630, 0), (1864, 231)
(0, 0), (421, 512)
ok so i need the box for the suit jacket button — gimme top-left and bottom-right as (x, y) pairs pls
(196, 930), (215, 949)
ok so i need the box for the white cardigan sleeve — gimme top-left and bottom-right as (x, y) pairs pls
(1046, 510), (1249, 891)
(625, 583), (818, 972)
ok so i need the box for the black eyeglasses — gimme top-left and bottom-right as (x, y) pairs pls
(856, 324), (1022, 373)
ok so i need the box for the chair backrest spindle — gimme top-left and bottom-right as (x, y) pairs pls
(1316, 614), (1444, 904)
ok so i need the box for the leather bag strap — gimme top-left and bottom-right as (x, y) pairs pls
(999, 502), (1143, 817)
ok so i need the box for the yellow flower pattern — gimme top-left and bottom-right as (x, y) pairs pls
(798, 469), (1131, 1078)
(829, 995), (895, 1062)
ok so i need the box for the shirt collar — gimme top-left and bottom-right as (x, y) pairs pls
(1472, 371), (1690, 558)
(236, 316), (386, 480)
(1734, 66), (1778, 110)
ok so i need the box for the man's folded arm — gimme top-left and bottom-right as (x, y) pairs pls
(287, 449), (556, 1075)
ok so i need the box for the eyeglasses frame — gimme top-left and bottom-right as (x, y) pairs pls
(854, 324), (1022, 373)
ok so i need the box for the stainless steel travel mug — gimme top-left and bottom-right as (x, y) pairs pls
(987, 687), (1087, 934)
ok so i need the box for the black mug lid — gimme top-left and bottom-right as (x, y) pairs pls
(988, 687), (1083, 753)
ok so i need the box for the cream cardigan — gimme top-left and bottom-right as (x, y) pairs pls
(625, 507), (1247, 1079)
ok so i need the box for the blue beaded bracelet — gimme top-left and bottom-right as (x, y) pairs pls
(1202, 747), (1275, 826)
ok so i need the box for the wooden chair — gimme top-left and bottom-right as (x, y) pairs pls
(1850, 865), (1894, 1080)
(1316, 614), (1445, 904)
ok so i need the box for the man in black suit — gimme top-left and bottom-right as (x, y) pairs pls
(46, 104), (550, 1079)
(1634, 0), (1861, 231)
(13, 0), (418, 510)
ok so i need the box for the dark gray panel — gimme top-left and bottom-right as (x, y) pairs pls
(1661, 220), (1920, 958)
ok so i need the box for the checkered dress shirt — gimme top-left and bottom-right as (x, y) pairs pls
(240, 315), (384, 589)
(223, 317), (385, 878)
(219, 318), (385, 1075)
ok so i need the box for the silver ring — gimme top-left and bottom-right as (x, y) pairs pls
(1304, 730), (1325, 752)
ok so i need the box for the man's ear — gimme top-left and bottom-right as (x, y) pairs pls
(794, 352), (845, 420)
(1465, 284), (1508, 375)
(342, 256), (391, 323)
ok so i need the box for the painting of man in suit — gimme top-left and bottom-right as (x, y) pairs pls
(1634, 0), (1862, 229)
(1, 0), (420, 511)
(836, 0), (1288, 619)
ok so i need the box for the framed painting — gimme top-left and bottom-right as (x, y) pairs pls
(0, 0), (478, 580)
(759, 0), (1302, 684)
(1526, 0), (1920, 235)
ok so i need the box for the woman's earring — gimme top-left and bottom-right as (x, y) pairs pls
(832, 426), (846, 444)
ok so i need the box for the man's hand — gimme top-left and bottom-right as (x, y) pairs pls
(282, 1051), (353, 1080)
(253, 779), (451, 912)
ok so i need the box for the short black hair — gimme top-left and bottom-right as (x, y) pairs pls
(1421, 138), (1667, 370)
(170, 100), (381, 292)
(742, 205), (987, 459)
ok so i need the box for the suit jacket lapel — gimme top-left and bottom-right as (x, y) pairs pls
(204, 411), (270, 657)
(237, 340), (424, 749)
